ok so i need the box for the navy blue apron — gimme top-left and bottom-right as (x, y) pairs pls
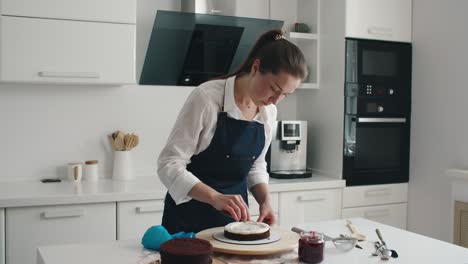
(162, 81), (265, 234)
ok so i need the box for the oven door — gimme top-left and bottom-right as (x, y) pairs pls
(343, 116), (409, 186)
(345, 38), (412, 85)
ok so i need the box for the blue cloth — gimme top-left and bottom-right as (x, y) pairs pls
(141, 225), (195, 251)
(162, 80), (265, 234)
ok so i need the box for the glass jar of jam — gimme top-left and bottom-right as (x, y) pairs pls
(298, 231), (324, 264)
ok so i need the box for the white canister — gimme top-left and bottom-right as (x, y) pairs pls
(67, 162), (83, 182)
(84, 160), (99, 181)
(113, 151), (134, 181)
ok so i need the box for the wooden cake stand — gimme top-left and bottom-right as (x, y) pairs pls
(196, 227), (299, 255)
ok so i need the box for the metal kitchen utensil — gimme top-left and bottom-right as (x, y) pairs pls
(331, 236), (358, 251)
(373, 241), (392, 260)
(340, 234), (363, 249)
(291, 227), (358, 252)
(372, 229), (398, 260)
(376, 229), (399, 258)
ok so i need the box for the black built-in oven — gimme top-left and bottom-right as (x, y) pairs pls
(343, 38), (412, 186)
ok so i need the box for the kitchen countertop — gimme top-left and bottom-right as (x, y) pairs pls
(37, 218), (468, 264)
(0, 174), (344, 208)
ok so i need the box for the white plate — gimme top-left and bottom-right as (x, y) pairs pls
(212, 231), (281, 245)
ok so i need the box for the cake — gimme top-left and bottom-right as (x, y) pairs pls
(224, 221), (270, 241)
(160, 238), (213, 264)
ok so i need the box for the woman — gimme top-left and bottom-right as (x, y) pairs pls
(158, 29), (308, 234)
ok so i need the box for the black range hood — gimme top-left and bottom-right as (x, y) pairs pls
(139, 10), (283, 86)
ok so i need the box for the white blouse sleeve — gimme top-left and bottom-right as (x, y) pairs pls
(246, 105), (277, 189)
(157, 88), (213, 205)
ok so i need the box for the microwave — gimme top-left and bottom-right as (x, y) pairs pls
(345, 38), (412, 86)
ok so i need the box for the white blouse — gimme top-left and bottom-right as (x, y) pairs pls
(157, 75), (277, 205)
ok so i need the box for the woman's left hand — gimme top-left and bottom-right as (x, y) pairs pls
(256, 203), (276, 226)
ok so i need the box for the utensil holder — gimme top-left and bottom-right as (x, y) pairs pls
(113, 151), (134, 181)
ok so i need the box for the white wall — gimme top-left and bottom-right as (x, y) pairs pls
(0, 83), (193, 181)
(409, 0), (468, 241)
(0, 0), (297, 181)
(296, 0), (345, 178)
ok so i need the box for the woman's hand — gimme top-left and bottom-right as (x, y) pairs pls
(257, 202), (276, 226)
(211, 193), (250, 222)
(249, 183), (275, 225)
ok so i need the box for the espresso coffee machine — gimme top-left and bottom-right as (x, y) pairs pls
(268, 120), (312, 179)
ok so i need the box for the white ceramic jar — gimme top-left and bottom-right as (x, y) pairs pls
(67, 162), (83, 182)
(84, 160), (99, 181)
(113, 151), (134, 181)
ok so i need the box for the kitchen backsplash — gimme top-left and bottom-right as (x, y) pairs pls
(0, 83), (297, 181)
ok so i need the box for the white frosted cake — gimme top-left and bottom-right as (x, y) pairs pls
(224, 221), (270, 241)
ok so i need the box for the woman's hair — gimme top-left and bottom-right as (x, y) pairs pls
(220, 29), (308, 81)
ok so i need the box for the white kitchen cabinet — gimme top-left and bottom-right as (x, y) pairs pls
(5, 203), (115, 264)
(279, 188), (342, 228)
(345, 0), (412, 42)
(0, 0), (136, 85)
(0, 209), (4, 264)
(1, 16), (135, 85)
(342, 203), (407, 229)
(343, 183), (408, 208)
(2, 0), (135, 23)
(235, 0), (270, 19)
(342, 183), (408, 229)
(117, 200), (164, 240)
(182, 0), (269, 19)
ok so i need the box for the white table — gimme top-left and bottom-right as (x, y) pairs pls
(37, 218), (468, 264)
(299, 218), (468, 263)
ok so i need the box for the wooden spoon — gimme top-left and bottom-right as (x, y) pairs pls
(128, 135), (136, 151)
(131, 134), (139, 149)
(114, 131), (125, 151)
(124, 134), (132, 151)
(346, 220), (367, 241)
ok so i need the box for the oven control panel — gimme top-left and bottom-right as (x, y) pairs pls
(345, 83), (397, 97)
(364, 84), (394, 96)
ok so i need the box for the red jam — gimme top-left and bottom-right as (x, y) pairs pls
(298, 231), (324, 264)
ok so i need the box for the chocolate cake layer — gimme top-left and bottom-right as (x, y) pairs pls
(160, 238), (212, 264)
(224, 229), (270, 241)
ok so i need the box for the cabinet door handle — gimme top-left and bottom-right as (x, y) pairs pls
(38, 71), (100, 79)
(42, 209), (84, 219)
(297, 195), (326, 202)
(136, 205), (164, 214)
(365, 188), (391, 197)
(357, 117), (406, 123)
(210, 9), (223, 14)
(367, 26), (393, 37)
(364, 209), (391, 218)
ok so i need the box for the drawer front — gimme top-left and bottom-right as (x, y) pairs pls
(343, 183), (408, 208)
(117, 200), (164, 240)
(1, 16), (136, 84)
(6, 203), (115, 264)
(0, 209), (4, 264)
(247, 193), (279, 216)
(2, 0), (136, 24)
(342, 203), (407, 229)
(279, 189), (342, 228)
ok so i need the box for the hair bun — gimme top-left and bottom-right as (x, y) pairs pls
(274, 34), (285, 40)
